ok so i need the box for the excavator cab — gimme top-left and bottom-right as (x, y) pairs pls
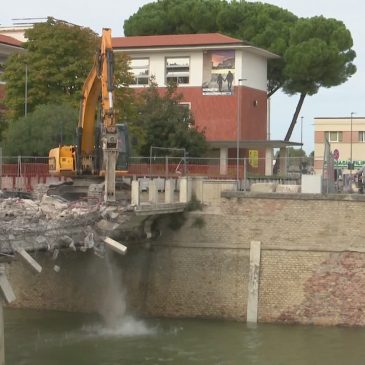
(49, 145), (76, 175)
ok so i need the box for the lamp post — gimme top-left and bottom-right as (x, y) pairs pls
(300, 116), (303, 151)
(24, 63), (28, 117)
(236, 78), (245, 189)
(350, 112), (355, 170)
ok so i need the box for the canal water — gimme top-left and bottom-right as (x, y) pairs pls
(4, 308), (365, 365)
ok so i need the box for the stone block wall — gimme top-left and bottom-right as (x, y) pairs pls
(6, 193), (365, 326)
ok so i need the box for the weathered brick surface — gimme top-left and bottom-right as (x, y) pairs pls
(142, 247), (249, 320)
(6, 194), (365, 326)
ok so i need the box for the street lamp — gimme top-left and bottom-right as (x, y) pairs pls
(300, 116), (304, 151)
(24, 63), (28, 117)
(350, 112), (356, 170)
(236, 78), (245, 189)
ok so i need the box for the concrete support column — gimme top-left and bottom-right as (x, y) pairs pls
(191, 177), (203, 202)
(247, 240), (261, 324)
(0, 147), (2, 191)
(104, 150), (118, 203)
(148, 179), (158, 204)
(179, 177), (191, 203)
(0, 299), (3, 365)
(219, 147), (228, 175)
(279, 147), (287, 176)
(165, 179), (175, 203)
(131, 180), (140, 206)
(265, 147), (273, 176)
(0, 263), (15, 365)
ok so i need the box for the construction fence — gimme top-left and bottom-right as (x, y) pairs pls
(0, 155), (315, 192)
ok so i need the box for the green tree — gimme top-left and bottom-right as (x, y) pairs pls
(131, 78), (207, 156)
(0, 112), (7, 142)
(3, 17), (98, 119)
(282, 16), (356, 141)
(2, 103), (77, 156)
(124, 1), (356, 140)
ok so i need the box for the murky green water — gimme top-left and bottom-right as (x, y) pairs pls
(5, 308), (365, 365)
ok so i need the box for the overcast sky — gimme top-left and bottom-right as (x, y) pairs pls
(1, 0), (363, 153)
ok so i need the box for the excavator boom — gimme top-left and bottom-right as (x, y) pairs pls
(49, 28), (125, 203)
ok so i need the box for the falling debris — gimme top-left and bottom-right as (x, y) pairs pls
(103, 237), (128, 256)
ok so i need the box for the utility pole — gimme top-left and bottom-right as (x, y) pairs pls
(24, 64), (28, 117)
(300, 116), (304, 152)
(350, 112), (356, 171)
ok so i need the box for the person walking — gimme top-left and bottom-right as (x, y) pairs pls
(226, 70), (234, 91)
(217, 74), (224, 92)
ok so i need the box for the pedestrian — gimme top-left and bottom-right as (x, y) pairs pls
(217, 74), (223, 92)
(225, 70), (234, 91)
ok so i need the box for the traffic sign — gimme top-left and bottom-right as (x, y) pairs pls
(333, 149), (340, 160)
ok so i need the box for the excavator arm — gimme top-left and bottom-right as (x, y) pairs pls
(77, 29), (115, 172)
(49, 28), (119, 203)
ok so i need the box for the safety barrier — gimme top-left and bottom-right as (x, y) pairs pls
(0, 155), (313, 192)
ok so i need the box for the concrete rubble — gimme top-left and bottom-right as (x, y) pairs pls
(0, 193), (143, 264)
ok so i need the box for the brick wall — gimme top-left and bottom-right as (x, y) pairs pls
(6, 193), (365, 326)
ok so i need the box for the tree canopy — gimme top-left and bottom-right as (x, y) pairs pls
(3, 17), (98, 120)
(124, 0), (356, 141)
(130, 79), (207, 157)
(2, 103), (77, 156)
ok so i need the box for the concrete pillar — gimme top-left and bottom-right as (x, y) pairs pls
(0, 147), (2, 191)
(165, 179), (175, 203)
(148, 179), (158, 204)
(0, 299), (4, 365)
(0, 263), (16, 365)
(179, 176), (192, 203)
(219, 147), (228, 175)
(191, 176), (203, 202)
(265, 147), (273, 176)
(279, 147), (287, 176)
(104, 150), (118, 203)
(247, 240), (261, 324)
(131, 180), (140, 206)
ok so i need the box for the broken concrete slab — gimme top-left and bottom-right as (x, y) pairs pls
(96, 219), (120, 232)
(103, 236), (127, 255)
(15, 248), (42, 273)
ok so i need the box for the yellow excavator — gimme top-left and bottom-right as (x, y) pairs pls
(49, 28), (128, 202)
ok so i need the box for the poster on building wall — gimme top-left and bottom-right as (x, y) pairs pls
(202, 50), (235, 95)
(249, 150), (259, 168)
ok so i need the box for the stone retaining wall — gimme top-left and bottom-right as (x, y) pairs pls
(6, 193), (365, 326)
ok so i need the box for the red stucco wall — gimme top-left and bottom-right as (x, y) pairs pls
(0, 84), (5, 111)
(180, 86), (267, 142)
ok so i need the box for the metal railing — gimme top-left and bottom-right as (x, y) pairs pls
(1, 156), (49, 177)
(0, 155), (314, 179)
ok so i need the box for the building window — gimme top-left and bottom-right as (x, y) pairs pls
(359, 131), (365, 142)
(166, 57), (190, 85)
(130, 58), (149, 85)
(178, 102), (192, 127)
(325, 131), (343, 142)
